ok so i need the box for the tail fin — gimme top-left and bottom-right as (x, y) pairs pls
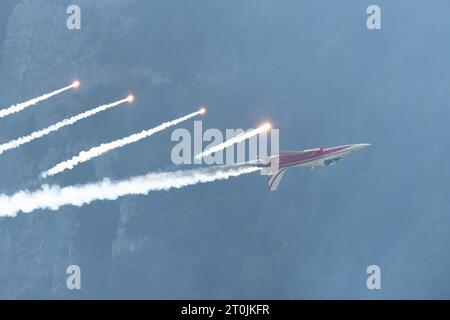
(267, 168), (287, 191)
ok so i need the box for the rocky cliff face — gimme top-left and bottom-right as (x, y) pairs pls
(0, 0), (151, 299)
(2, 0), (449, 299)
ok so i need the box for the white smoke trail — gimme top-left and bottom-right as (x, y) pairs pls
(195, 123), (271, 160)
(0, 97), (129, 156)
(0, 82), (78, 118)
(0, 166), (260, 217)
(41, 109), (204, 178)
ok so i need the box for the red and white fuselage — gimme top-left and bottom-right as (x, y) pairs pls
(258, 144), (370, 191)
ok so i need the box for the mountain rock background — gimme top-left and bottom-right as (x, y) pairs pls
(0, 0), (449, 299)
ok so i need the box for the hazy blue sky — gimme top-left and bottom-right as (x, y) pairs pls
(0, 0), (449, 299)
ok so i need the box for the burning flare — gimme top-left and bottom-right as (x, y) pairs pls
(195, 122), (272, 160)
(0, 82), (79, 119)
(0, 97), (130, 155)
(0, 166), (260, 217)
(41, 108), (204, 178)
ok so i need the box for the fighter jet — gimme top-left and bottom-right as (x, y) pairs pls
(257, 143), (370, 191)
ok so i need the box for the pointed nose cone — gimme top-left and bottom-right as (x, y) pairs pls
(354, 143), (371, 151)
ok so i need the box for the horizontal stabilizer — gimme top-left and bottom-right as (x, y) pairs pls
(267, 168), (287, 191)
